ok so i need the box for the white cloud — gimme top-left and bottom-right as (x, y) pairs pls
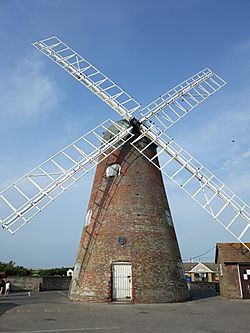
(242, 149), (250, 159)
(0, 53), (60, 127)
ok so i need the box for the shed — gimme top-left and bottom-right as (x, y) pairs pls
(215, 243), (250, 299)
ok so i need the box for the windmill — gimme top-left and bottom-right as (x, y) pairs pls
(1, 36), (250, 303)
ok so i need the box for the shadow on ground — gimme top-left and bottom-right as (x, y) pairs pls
(190, 289), (219, 300)
(0, 302), (19, 317)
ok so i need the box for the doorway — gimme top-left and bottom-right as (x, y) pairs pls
(112, 262), (132, 301)
(239, 265), (250, 299)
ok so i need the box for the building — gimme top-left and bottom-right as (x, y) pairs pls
(215, 243), (250, 299)
(66, 269), (74, 277)
(69, 120), (189, 303)
(183, 262), (218, 283)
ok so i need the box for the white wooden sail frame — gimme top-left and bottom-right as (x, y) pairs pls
(1, 36), (249, 252)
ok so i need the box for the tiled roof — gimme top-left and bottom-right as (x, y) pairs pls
(183, 262), (218, 272)
(215, 243), (250, 263)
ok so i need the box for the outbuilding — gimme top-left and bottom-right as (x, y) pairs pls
(215, 243), (250, 299)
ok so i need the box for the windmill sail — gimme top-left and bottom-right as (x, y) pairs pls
(139, 68), (226, 131)
(33, 36), (140, 121)
(131, 124), (250, 251)
(0, 120), (134, 234)
(2, 35), (246, 252)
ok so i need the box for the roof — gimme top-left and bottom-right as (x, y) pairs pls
(215, 243), (250, 264)
(183, 262), (218, 273)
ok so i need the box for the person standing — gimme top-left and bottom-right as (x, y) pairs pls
(5, 281), (11, 296)
(1, 278), (6, 296)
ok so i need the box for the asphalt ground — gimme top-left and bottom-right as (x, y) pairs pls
(0, 290), (249, 333)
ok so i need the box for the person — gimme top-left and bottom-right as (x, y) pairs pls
(1, 279), (6, 296)
(0, 278), (3, 296)
(5, 281), (11, 296)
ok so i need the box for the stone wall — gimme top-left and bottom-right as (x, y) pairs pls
(7, 276), (71, 292)
(41, 277), (71, 291)
(9, 276), (42, 292)
(189, 282), (219, 291)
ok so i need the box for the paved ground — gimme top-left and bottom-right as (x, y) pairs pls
(0, 290), (249, 333)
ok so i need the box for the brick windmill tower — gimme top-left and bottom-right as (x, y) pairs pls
(1, 37), (250, 304)
(69, 120), (188, 302)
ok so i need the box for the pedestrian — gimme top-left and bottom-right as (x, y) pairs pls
(0, 279), (3, 296)
(5, 281), (11, 296)
(1, 278), (6, 296)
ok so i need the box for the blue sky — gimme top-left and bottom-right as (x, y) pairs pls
(0, 0), (250, 268)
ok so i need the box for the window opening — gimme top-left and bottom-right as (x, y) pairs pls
(84, 208), (92, 226)
(106, 163), (121, 177)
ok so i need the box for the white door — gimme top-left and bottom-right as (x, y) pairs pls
(112, 262), (132, 301)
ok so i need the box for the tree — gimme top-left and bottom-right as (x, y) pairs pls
(0, 261), (31, 276)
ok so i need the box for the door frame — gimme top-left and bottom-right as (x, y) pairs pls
(111, 261), (133, 302)
(238, 264), (250, 299)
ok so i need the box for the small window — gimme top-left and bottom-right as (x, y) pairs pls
(106, 163), (121, 178)
(84, 208), (92, 226)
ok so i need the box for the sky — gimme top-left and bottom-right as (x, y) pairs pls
(0, 0), (250, 268)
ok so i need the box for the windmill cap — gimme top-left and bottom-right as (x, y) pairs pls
(103, 119), (156, 151)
